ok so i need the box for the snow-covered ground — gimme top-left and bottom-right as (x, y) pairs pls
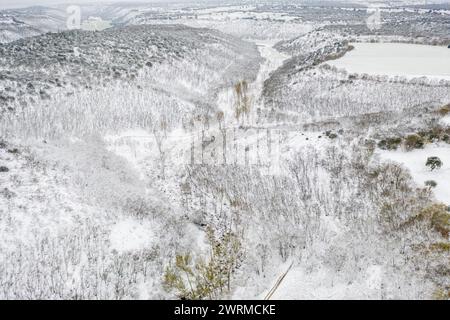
(328, 43), (450, 80)
(441, 116), (450, 127)
(1, 2), (449, 301)
(263, 264), (384, 300)
(378, 143), (450, 205)
(110, 218), (156, 253)
(101, 38), (291, 261)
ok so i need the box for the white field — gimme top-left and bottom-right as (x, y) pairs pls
(378, 143), (450, 205)
(328, 42), (450, 80)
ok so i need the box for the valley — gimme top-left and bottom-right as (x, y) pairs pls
(0, 0), (450, 300)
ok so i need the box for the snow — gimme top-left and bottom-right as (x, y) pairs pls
(327, 42), (450, 80)
(440, 116), (450, 126)
(104, 129), (155, 178)
(1, 2), (449, 300)
(262, 264), (384, 300)
(272, 268), (372, 300)
(253, 40), (290, 93)
(81, 17), (112, 31)
(378, 143), (450, 204)
(109, 218), (156, 253)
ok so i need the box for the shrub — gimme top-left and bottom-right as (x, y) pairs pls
(417, 126), (450, 144)
(425, 180), (438, 188)
(404, 134), (424, 151)
(0, 187), (16, 199)
(443, 134), (450, 143)
(163, 254), (197, 299)
(234, 80), (250, 121)
(431, 211), (450, 238)
(426, 157), (443, 171)
(428, 127), (446, 142)
(163, 228), (242, 300)
(419, 204), (450, 237)
(325, 131), (338, 139)
(378, 137), (402, 150)
(433, 288), (450, 300)
(429, 242), (450, 252)
(7, 148), (19, 154)
(438, 104), (450, 116)
(0, 166), (9, 173)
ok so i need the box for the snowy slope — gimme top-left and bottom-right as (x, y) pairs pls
(0, 6), (67, 43)
(0, 24), (261, 299)
(0, 24), (261, 137)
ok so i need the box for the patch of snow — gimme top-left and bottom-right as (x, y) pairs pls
(81, 17), (112, 31)
(109, 218), (156, 253)
(328, 42), (450, 80)
(264, 265), (383, 300)
(378, 143), (450, 204)
(440, 116), (450, 127)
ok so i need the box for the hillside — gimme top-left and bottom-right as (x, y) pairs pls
(0, 24), (261, 299)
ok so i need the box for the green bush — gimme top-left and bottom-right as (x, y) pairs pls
(438, 104), (450, 116)
(377, 137), (402, 150)
(426, 157), (443, 171)
(420, 204), (450, 237)
(417, 126), (450, 144)
(429, 242), (450, 252)
(325, 131), (339, 139)
(404, 134), (424, 151)
(163, 228), (242, 300)
(425, 180), (438, 188)
(433, 288), (450, 300)
(443, 134), (450, 143)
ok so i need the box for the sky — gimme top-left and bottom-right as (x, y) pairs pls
(1, 0), (449, 10)
(0, 0), (386, 10)
(0, 0), (179, 9)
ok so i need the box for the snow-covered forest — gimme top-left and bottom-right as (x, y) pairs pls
(0, 0), (449, 300)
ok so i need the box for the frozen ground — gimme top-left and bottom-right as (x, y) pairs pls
(378, 144), (450, 205)
(263, 264), (384, 300)
(327, 43), (450, 80)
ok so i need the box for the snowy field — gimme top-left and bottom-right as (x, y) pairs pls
(378, 144), (450, 205)
(1, 1), (450, 301)
(328, 43), (450, 80)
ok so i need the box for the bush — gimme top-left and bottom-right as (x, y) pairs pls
(417, 126), (450, 144)
(431, 211), (450, 238)
(426, 157), (443, 171)
(433, 288), (450, 300)
(234, 80), (250, 121)
(425, 180), (437, 188)
(438, 104), (450, 116)
(429, 242), (450, 252)
(378, 137), (402, 150)
(163, 228), (242, 300)
(0, 187), (16, 199)
(325, 131), (338, 139)
(0, 166), (9, 173)
(419, 204), (450, 237)
(7, 148), (19, 154)
(404, 134), (424, 151)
